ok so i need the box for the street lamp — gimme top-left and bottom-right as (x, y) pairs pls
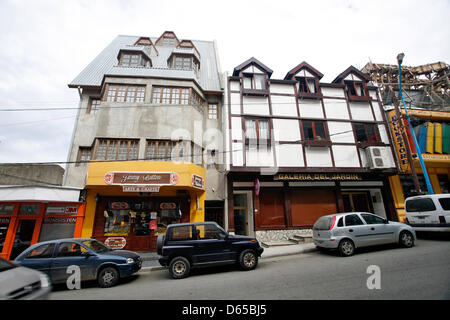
(396, 53), (434, 194)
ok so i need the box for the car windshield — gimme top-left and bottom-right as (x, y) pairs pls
(81, 239), (111, 253)
(0, 258), (17, 272)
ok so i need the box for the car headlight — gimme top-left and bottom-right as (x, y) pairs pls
(126, 258), (134, 264)
(40, 274), (51, 288)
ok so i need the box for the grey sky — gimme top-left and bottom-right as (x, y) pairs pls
(0, 0), (449, 168)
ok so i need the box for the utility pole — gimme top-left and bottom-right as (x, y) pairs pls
(390, 86), (422, 195)
(397, 53), (434, 194)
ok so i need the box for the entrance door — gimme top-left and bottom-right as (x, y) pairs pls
(233, 191), (254, 237)
(342, 192), (372, 213)
(9, 219), (36, 260)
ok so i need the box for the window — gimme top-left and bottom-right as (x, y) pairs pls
(345, 214), (364, 226)
(77, 147), (92, 166)
(105, 85), (145, 103)
(94, 139), (139, 161)
(151, 86), (204, 112)
(207, 149), (219, 169)
(120, 53), (147, 67)
(56, 242), (85, 257)
(163, 36), (176, 46)
(345, 81), (369, 100)
(194, 224), (226, 240)
(208, 104), (218, 119)
(245, 119), (270, 146)
(87, 98), (100, 114)
(438, 197), (450, 211)
(354, 123), (380, 144)
(303, 121), (327, 141)
(243, 74), (266, 91)
(297, 77), (318, 94)
(146, 140), (203, 164)
(167, 225), (192, 241)
(104, 207), (131, 236)
(25, 244), (55, 259)
(405, 198), (436, 212)
(400, 174), (427, 198)
(361, 214), (385, 225)
(437, 174), (449, 193)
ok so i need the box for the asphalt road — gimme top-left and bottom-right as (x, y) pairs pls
(49, 235), (450, 300)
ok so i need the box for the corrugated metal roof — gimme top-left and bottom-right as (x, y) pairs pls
(69, 35), (222, 92)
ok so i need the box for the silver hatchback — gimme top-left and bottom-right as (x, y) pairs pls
(313, 212), (416, 257)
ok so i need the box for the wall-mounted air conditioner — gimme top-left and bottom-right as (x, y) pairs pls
(365, 146), (394, 169)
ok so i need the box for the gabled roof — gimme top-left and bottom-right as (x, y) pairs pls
(68, 34), (222, 92)
(232, 57), (273, 77)
(284, 61), (324, 80)
(154, 31), (180, 46)
(332, 65), (370, 83)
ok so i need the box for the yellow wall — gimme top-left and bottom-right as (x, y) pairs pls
(80, 161), (206, 238)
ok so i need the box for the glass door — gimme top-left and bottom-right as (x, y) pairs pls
(342, 192), (372, 213)
(233, 191), (254, 237)
(9, 219), (36, 260)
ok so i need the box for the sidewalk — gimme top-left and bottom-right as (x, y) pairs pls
(137, 242), (317, 272)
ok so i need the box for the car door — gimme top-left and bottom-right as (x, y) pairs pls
(19, 243), (56, 277)
(50, 241), (97, 283)
(192, 224), (229, 264)
(343, 214), (372, 248)
(361, 213), (396, 245)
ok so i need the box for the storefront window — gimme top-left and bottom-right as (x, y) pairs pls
(0, 217), (11, 253)
(104, 209), (131, 236)
(157, 202), (181, 235)
(38, 217), (77, 242)
(400, 174), (427, 198)
(0, 204), (14, 215)
(437, 174), (449, 193)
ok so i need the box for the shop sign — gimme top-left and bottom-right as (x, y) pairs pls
(191, 174), (205, 189)
(388, 110), (410, 172)
(43, 217), (77, 224)
(160, 202), (177, 210)
(104, 237), (127, 249)
(122, 186), (161, 193)
(104, 171), (179, 186)
(45, 205), (78, 215)
(0, 217), (10, 224)
(274, 173), (362, 181)
(110, 202), (129, 210)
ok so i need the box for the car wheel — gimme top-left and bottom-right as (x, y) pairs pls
(338, 239), (355, 257)
(98, 266), (119, 288)
(169, 256), (190, 279)
(239, 249), (258, 271)
(399, 231), (414, 248)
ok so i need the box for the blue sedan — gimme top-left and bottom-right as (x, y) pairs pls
(14, 238), (142, 288)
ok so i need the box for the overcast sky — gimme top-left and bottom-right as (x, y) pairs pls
(0, 0), (449, 169)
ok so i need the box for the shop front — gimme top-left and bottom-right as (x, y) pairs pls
(227, 172), (396, 243)
(81, 161), (206, 252)
(387, 109), (450, 221)
(0, 186), (85, 260)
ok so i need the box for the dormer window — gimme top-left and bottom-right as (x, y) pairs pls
(119, 52), (149, 67)
(285, 62), (323, 99)
(298, 77), (317, 93)
(169, 54), (200, 77)
(243, 74), (267, 91)
(344, 80), (370, 101)
(156, 31), (180, 47)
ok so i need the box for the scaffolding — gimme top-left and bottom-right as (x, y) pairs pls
(361, 61), (450, 111)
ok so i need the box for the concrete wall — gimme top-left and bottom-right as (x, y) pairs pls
(64, 77), (225, 200)
(0, 164), (64, 186)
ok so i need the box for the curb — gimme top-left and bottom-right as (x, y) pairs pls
(138, 244), (317, 273)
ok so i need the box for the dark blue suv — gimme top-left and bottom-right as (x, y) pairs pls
(157, 222), (264, 279)
(14, 238), (142, 288)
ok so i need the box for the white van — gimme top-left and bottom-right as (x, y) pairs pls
(405, 194), (450, 232)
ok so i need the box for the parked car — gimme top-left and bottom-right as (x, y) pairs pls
(157, 222), (264, 279)
(405, 194), (450, 233)
(0, 257), (51, 300)
(14, 238), (142, 288)
(313, 212), (416, 257)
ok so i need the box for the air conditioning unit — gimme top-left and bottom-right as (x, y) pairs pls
(365, 147), (393, 169)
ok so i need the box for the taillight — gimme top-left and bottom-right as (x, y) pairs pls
(330, 216), (337, 230)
